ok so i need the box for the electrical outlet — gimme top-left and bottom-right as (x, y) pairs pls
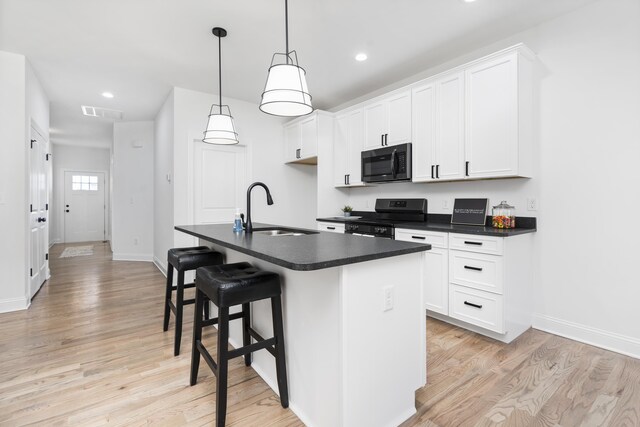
(383, 286), (394, 312)
(442, 199), (449, 210)
(527, 197), (537, 211)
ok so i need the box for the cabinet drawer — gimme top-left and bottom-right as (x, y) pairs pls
(449, 250), (503, 294)
(449, 233), (503, 255)
(449, 284), (504, 333)
(317, 222), (345, 233)
(395, 229), (448, 249)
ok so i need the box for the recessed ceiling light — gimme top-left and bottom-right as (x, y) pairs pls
(463, 0), (477, 2)
(355, 53), (368, 62)
(102, 92), (114, 98)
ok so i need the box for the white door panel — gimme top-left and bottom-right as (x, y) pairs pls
(29, 128), (48, 298)
(64, 171), (106, 243)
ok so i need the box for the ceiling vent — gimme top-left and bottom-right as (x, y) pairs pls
(81, 105), (123, 120)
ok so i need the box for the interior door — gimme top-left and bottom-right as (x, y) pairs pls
(194, 143), (247, 224)
(64, 171), (106, 243)
(29, 127), (48, 297)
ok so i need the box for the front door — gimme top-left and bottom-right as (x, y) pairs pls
(64, 171), (106, 243)
(29, 127), (49, 298)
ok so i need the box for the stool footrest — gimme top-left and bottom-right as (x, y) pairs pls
(171, 282), (196, 291)
(228, 337), (276, 360)
(196, 340), (218, 374)
(202, 311), (244, 327)
(247, 327), (277, 358)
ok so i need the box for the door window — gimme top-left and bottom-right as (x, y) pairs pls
(72, 175), (98, 191)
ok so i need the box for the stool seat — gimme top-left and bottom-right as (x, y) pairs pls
(196, 262), (281, 307)
(168, 246), (223, 271)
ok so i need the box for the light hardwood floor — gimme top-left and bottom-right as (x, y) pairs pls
(0, 242), (638, 426)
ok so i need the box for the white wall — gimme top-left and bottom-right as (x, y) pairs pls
(332, 0), (640, 356)
(112, 121), (154, 261)
(152, 87), (318, 270)
(50, 144), (111, 244)
(0, 52), (49, 313)
(153, 91), (175, 272)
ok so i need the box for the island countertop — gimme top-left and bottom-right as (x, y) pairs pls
(175, 223), (431, 271)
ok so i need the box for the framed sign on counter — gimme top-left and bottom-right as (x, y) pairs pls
(451, 198), (489, 225)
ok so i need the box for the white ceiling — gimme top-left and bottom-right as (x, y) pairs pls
(0, 0), (598, 148)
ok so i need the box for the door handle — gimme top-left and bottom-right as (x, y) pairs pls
(66, 210), (70, 213)
(464, 265), (483, 271)
(436, 164), (440, 179)
(381, 134), (384, 146)
(431, 165), (434, 179)
(37, 217), (47, 223)
(385, 134), (388, 146)
(390, 149), (398, 178)
(465, 161), (470, 177)
(464, 301), (483, 309)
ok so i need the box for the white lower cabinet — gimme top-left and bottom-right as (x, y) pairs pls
(397, 229), (533, 343)
(395, 229), (449, 315)
(317, 221), (345, 233)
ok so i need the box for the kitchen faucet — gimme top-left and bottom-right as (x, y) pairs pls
(244, 182), (273, 233)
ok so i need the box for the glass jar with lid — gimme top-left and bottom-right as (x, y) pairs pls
(492, 201), (516, 229)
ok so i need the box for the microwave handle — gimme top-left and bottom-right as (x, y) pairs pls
(391, 148), (398, 178)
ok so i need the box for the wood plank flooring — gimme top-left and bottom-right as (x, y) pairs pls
(0, 242), (638, 426)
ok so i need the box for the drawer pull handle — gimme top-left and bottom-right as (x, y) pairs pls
(411, 236), (426, 240)
(327, 226), (336, 230)
(464, 265), (483, 272)
(464, 301), (483, 309)
(464, 241), (483, 246)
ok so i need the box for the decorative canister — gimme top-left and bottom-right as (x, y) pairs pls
(492, 200), (516, 229)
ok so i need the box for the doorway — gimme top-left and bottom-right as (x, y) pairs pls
(63, 171), (106, 243)
(29, 126), (49, 298)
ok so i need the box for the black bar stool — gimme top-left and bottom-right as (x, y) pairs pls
(190, 262), (289, 427)
(163, 246), (223, 356)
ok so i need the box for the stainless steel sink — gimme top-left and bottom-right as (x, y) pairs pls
(252, 227), (318, 237)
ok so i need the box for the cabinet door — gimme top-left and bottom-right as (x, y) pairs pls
(386, 90), (411, 147)
(333, 113), (350, 186)
(346, 109), (364, 185)
(363, 101), (387, 149)
(284, 123), (300, 162)
(424, 248), (449, 315)
(411, 83), (436, 182)
(465, 54), (518, 178)
(435, 72), (465, 180)
(299, 116), (317, 159)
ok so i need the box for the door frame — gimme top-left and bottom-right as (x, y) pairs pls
(61, 169), (109, 243)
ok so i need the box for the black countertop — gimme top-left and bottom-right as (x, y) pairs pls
(175, 223), (431, 271)
(317, 213), (537, 237)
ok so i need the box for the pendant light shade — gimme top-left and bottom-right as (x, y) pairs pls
(259, 0), (313, 117)
(203, 27), (239, 145)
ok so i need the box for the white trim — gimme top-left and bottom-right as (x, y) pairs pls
(153, 256), (168, 276)
(0, 297), (30, 313)
(533, 314), (640, 360)
(111, 253), (153, 262)
(49, 238), (61, 247)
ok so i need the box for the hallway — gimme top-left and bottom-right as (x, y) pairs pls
(0, 242), (300, 426)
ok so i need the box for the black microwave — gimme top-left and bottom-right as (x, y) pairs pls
(361, 143), (412, 183)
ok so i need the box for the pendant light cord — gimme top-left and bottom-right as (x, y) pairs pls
(285, 0), (289, 64)
(218, 33), (222, 114)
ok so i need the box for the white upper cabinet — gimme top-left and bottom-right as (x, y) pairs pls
(334, 108), (365, 187)
(363, 90), (411, 149)
(465, 50), (534, 179)
(412, 72), (465, 182)
(283, 111), (334, 164)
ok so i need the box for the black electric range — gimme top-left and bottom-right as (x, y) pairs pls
(342, 199), (428, 239)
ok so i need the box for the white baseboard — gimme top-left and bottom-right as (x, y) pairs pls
(111, 253), (153, 262)
(49, 238), (61, 247)
(0, 297), (30, 313)
(533, 314), (640, 360)
(153, 256), (168, 276)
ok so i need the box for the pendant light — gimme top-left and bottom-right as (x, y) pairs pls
(203, 27), (239, 145)
(259, 0), (313, 117)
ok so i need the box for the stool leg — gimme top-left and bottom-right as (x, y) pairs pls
(216, 307), (230, 427)
(174, 270), (185, 356)
(271, 296), (289, 408)
(242, 303), (252, 366)
(190, 288), (204, 386)
(163, 265), (174, 331)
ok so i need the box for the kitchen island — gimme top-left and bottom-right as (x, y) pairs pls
(176, 223), (431, 427)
